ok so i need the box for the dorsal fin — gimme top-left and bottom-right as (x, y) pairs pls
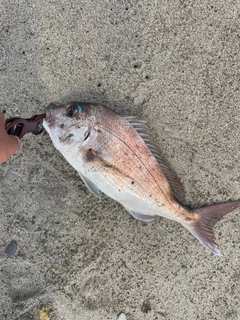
(125, 116), (185, 203)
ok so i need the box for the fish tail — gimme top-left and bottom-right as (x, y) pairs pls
(182, 201), (240, 256)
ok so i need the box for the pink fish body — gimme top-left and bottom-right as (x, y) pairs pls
(43, 102), (240, 255)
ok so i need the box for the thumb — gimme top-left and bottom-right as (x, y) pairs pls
(0, 133), (20, 164)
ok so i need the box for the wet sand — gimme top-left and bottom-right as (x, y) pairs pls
(1, 1), (240, 319)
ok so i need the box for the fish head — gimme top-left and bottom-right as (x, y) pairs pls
(43, 101), (96, 152)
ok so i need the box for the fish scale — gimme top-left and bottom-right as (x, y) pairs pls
(43, 101), (240, 256)
(93, 130), (162, 193)
(96, 115), (174, 205)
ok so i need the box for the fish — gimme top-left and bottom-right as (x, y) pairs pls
(43, 101), (240, 256)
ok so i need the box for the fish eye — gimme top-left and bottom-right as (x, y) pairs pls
(67, 105), (77, 117)
(66, 104), (82, 117)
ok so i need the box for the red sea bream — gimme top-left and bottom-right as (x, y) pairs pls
(43, 102), (240, 256)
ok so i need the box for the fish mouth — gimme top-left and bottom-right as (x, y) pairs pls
(44, 102), (82, 141)
(45, 103), (57, 124)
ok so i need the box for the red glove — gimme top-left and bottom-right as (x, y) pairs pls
(0, 113), (19, 164)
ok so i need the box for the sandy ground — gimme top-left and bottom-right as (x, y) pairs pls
(1, 1), (240, 319)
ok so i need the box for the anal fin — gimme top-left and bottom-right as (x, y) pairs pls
(124, 207), (155, 222)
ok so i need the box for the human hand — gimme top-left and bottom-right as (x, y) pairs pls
(0, 113), (19, 164)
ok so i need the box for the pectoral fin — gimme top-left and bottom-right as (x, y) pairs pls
(124, 207), (155, 222)
(78, 172), (101, 198)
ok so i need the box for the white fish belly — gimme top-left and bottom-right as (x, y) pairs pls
(85, 166), (176, 220)
(53, 143), (176, 221)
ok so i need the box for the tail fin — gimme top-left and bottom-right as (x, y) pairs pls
(183, 201), (240, 256)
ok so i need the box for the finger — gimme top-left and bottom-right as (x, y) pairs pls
(0, 133), (19, 164)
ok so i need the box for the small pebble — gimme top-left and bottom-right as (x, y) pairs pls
(117, 313), (126, 320)
(5, 240), (17, 257)
(141, 300), (151, 313)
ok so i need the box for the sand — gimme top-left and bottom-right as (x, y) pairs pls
(1, 1), (240, 319)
